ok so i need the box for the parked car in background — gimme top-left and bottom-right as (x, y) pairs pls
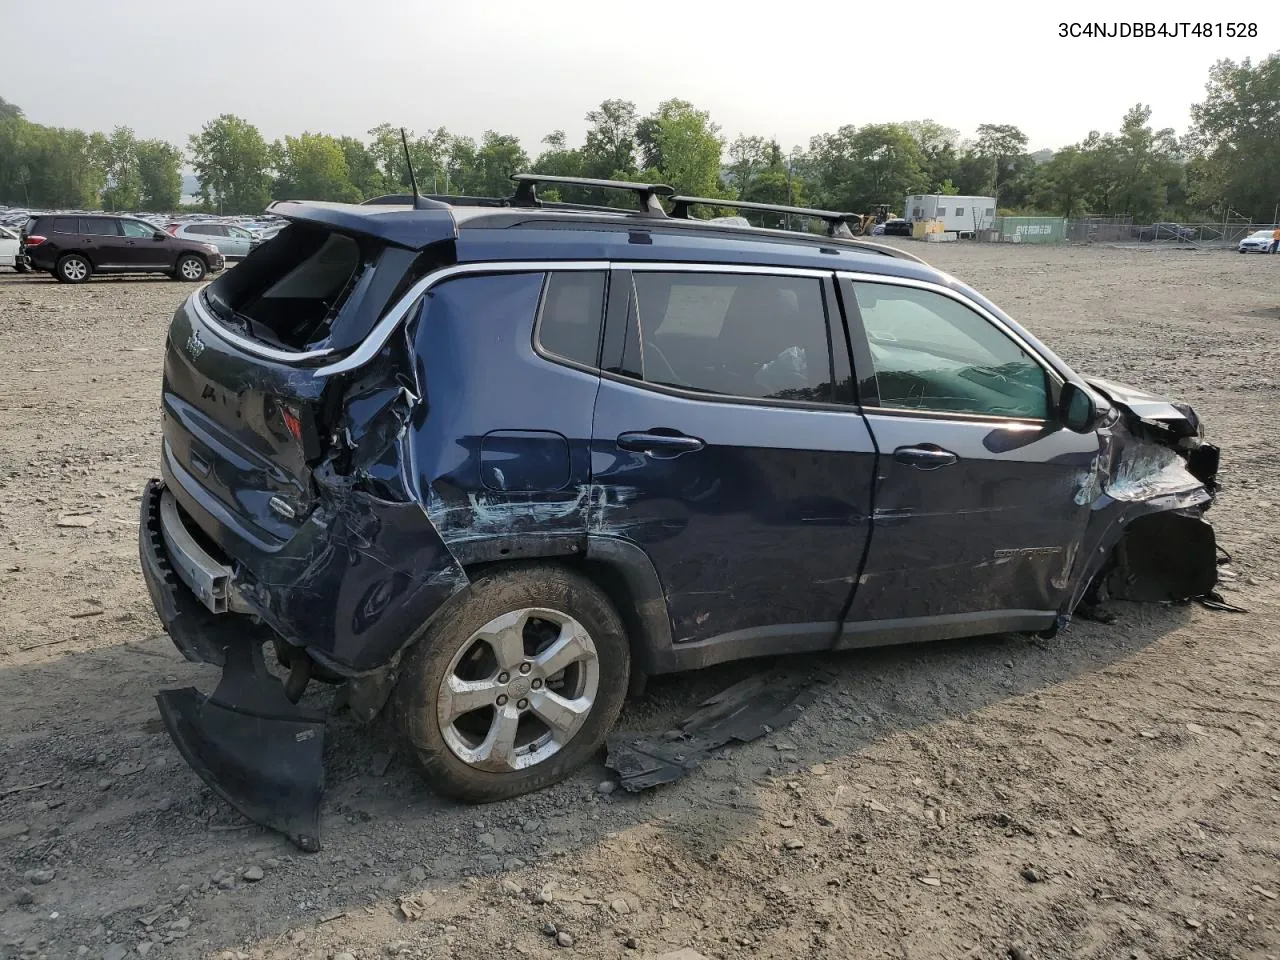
(1238, 229), (1275, 253)
(249, 222), (289, 242)
(22, 214), (224, 283)
(882, 217), (911, 236)
(0, 225), (29, 271)
(168, 221), (260, 260)
(1137, 222), (1195, 242)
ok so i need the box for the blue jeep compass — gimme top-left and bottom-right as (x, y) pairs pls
(138, 174), (1221, 850)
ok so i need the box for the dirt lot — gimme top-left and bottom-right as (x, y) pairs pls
(0, 243), (1278, 960)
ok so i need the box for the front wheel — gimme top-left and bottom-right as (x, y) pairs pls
(394, 565), (629, 803)
(175, 255), (207, 282)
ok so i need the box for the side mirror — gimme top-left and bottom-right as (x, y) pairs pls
(1059, 381), (1104, 433)
(153, 232), (167, 241)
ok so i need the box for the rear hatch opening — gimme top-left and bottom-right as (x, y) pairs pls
(200, 222), (372, 352)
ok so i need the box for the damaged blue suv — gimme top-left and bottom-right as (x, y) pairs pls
(139, 174), (1222, 850)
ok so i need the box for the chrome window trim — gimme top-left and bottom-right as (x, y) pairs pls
(836, 270), (1065, 389)
(190, 287), (337, 365)
(315, 260), (834, 378)
(625, 261), (831, 279)
(189, 259), (977, 379)
(315, 260), (605, 377)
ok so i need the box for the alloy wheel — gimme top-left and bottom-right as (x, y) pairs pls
(436, 607), (600, 773)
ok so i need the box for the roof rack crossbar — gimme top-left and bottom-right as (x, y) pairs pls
(669, 195), (860, 238)
(509, 173), (673, 216)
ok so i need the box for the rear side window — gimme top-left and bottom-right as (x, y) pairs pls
(51, 217), (77, 234)
(621, 272), (834, 403)
(536, 272), (606, 368)
(79, 217), (120, 237)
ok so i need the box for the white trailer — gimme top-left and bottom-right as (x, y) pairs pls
(903, 194), (997, 235)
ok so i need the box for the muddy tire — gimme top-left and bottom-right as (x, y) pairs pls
(55, 254), (91, 284)
(394, 564), (629, 804)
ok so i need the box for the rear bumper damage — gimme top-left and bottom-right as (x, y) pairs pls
(140, 479), (326, 850)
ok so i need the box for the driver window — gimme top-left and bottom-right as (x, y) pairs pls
(120, 219), (155, 238)
(852, 282), (1049, 419)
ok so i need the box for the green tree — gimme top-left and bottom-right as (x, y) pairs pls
(637, 99), (725, 197)
(582, 99), (638, 178)
(3, 123), (106, 208)
(188, 114), (272, 214)
(960, 123), (1033, 205)
(469, 131), (529, 197)
(338, 135), (384, 198)
(1032, 144), (1092, 217)
(1188, 54), (1280, 220)
(136, 138), (183, 211)
(100, 126), (141, 211)
(1107, 104), (1183, 222)
(367, 124), (455, 194)
(902, 120), (960, 192)
(530, 130), (584, 201)
(0, 95), (22, 122)
(726, 134), (769, 197)
(808, 123), (927, 212)
(446, 134), (479, 194)
(272, 132), (360, 202)
(532, 130), (584, 177)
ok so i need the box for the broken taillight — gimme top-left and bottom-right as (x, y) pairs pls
(281, 406), (303, 444)
(23, 235), (46, 247)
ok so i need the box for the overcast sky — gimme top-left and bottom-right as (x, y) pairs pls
(4, 0), (1277, 156)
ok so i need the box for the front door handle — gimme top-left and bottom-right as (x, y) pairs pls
(893, 444), (958, 469)
(617, 431), (705, 459)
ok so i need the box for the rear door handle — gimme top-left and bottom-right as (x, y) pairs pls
(893, 444), (958, 469)
(617, 431), (705, 459)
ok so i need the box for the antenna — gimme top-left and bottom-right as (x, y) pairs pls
(400, 127), (427, 210)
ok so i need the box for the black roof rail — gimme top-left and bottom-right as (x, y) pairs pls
(669, 196), (860, 238)
(509, 173), (673, 216)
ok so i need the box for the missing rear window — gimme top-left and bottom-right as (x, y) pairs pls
(203, 223), (371, 350)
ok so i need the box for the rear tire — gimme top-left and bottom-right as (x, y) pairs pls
(175, 255), (206, 282)
(55, 254), (90, 284)
(394, 564), (629, 804)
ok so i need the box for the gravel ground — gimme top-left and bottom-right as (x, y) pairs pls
(0, 244), (1278, 960)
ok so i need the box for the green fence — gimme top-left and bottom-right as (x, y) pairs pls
(993, 217), (1067, 243)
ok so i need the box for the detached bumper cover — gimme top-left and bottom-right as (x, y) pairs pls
(139, 479), (326, 851)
